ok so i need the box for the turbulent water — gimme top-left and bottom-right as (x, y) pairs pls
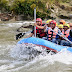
(0, 21), (72, 72)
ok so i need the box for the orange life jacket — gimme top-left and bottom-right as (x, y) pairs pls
(47, 27), (58, 40)
(62, 29), (70, 38)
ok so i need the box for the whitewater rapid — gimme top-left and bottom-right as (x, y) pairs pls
(0, 21), (72, 72)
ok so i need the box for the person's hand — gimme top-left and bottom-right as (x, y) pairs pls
(34, 23), (37, 26)
(71, 43), (72, 45)
(61, 35), (65, 37)
(44, 25), (46, 29)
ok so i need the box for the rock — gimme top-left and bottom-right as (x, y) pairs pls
(58, 15), (70, 19)
(60, 5), (65, 9)
(59, 4), (72, 11)
(15, 15), (33, 21)
(1, 17), (9, 21)
(0, 18), (1, 21)
(69, 14), (72, 18)
(0, 12), (14, 21)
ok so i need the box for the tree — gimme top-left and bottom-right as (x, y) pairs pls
(0, 0), (9, 12)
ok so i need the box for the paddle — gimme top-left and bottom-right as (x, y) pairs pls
(16, 31), (31, 40)
(17, 25), (34, 32)
(48, 27), (72, 44)
(16, 5), (36, 40)
(34, 7), (36, 37)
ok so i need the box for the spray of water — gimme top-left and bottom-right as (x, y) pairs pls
(0, 21), (72, 72)
(10, 43), (72, 65)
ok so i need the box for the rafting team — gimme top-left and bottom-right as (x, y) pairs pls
(26, 18), (72, 47)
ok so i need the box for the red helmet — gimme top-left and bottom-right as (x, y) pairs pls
(50, 20), (56, 27)
(36, 18), (42, 25)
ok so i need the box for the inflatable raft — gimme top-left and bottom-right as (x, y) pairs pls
(17, 37), (72, 53)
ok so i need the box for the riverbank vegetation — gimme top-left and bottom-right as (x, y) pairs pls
(0, 0), (72, 20)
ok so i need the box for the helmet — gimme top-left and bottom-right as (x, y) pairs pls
(56, 23), (58, 27)
(36, 18), (42, 25)
(50, 20), (56, 27)
(58, 24), (63, 28)
(64, 23), (70, 28)
(59, 20), (66, 25)
(46, 19), (52, 24)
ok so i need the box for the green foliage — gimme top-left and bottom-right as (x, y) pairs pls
(30, 3), (36, 10)
(0, 0), (71, 19)
(11, 0), (34, 16)
(46, 9), (51, 14)
(36, 11), (47, 20)
(0, 0), (9, 12)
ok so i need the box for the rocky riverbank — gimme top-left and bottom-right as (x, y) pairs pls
(0, 1), (72, 21)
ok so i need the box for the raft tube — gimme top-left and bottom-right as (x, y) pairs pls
(17, 37), (72, 53)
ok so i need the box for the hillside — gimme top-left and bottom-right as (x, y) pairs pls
(0, 0), (72, 21)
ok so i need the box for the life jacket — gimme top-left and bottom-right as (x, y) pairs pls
(47, 27), (58, 40)
(34, 23), (47, 38)
(58, 29), (64, 40)
(68, 35), (72, 42)
(62, 29), (70, 38)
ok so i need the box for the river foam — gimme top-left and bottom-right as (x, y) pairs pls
(10, 44), (72, 64)
(0, 21), (72, 72)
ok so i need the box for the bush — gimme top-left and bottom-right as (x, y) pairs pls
(1, 0), (71, 20)
(36, 11), (47, 20)
(11, 0), (34, 16)
(0, 0), (9, 12)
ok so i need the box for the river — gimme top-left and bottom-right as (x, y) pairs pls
(0, 21), (72, 72)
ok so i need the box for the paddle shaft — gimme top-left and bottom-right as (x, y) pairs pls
(34, 7), (36, 37)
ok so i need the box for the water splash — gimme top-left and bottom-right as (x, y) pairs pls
(2, 21), (35, 28)
(10, 43), (72, 65)
(10, 44), (44, 60)
(1, 44), (72, 72)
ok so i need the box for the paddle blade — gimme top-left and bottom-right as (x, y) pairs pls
(16, 33), (25, 40)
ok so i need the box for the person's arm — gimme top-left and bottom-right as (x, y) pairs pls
(57, 29), (65, 38)
(25, 33), (33, 38)
(25, 28), (34, 38)
(58, 29), (63, 35)
(44, 26), (49, 32)
(34, 23), (44, 29)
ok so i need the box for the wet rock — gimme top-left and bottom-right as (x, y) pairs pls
(1, 17), (9, 21)
(0, 12), (14, 21)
